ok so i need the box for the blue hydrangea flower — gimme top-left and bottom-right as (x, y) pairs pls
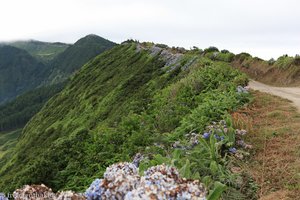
(85, 178), (104, 200)
(202, 132), (211, 139)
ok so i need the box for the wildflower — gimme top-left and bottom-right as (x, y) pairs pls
(214, 134), (221, 140)
(202, 132), (211, 139)
(229, 147), (237, 154)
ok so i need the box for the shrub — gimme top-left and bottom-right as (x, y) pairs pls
(268, 58), (275, 65)
(275, 55), (294, 69)
(293, 54), (300, 65)
(204, 46), (219, 54)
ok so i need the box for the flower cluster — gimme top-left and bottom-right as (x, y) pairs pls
(13, 184), (85, 200)
(179, 120), (252, 159)
(85, 163), (206, 200)
(172, 120), (228, 150)
(13, 184), (56, 200)
(85, 162), (140, 200)
(125, 165), (206, 200)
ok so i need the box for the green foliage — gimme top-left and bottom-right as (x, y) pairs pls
(215, 52), (235, 62)
(208, 182), (227, 200)
(0, 129), (21, 160)
(0, 82), (65, 132)
(7, 40), (69, 63)
(0, 35), (115, 104)
(204, 49), (234, 62)
(275, 55), (294, 69)
(234, 53), (252, 63)
(0, 42), (251, 199)
(0, 45), (47, 104)
(46, 34), (116, 84)
(204, 46), (219, 53)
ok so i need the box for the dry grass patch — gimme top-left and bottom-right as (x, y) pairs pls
(232, 91), (300, 199)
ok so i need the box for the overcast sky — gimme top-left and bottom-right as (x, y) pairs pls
(0, 0), (299, 59)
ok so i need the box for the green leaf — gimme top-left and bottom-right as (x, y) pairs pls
(208, 181), (227, 200)
(179, 159), (192, 179)
(210, 160), (219, 176)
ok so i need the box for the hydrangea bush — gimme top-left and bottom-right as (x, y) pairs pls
(85, 163), (207, 200)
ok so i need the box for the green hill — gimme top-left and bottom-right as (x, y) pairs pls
(45, 34), (116, 84)
(0, 42), (250, 195)
(0, 82), (65, 132)
(6, 40), (70, 63)
(0, 35), (115, 104)
(0, 45), (47, 104)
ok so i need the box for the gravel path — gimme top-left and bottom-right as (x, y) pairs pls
(249, 80), (300, 111)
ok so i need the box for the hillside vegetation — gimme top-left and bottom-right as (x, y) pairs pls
(45, 34), (116, 84)
(6, 40), (70, 63)
(0, 42), (252, 199)
(0, 129), (21, 162)
(195, 46), (300, 86)
(0, 35), (115, 104)
(186, 46), (300, 86)
(232, 53), (300, 86)
(0, 82), (65, 132)
(0, 45), (46, 104)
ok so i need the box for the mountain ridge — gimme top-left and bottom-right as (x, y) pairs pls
(0, 41), (249, 195)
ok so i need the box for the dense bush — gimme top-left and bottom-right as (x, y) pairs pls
(204, 46), (219, 54)
(275, 55), (294, 69)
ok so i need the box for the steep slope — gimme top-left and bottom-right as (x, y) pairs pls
(0, 42), (249, 194)
(6, 40), (70, 63)
(0, 82), (65, 132)
(195, 47), (300, 86)
(45, 34), (116, 84)
(232, 53), (300, 86)
(0, 129), (21, 160)
(0, 46), (47, 104)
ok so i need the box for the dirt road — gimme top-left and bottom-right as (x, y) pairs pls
(249, 80), (300, 111)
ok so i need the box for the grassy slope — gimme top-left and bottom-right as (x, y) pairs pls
(0, 46), (47, 104)
(0, 129), (21, 160)
(0, 42), (249, 197)
(232, 91), (300, 199)
(0, 82), (65, 132)
(0, 43), (168, 190)
(8, 40), (70, 63)
(199, 47), (300, 86)
(231, 54), (300, 86)
(0, 35), (115, 130)
(0, 35), (115, 162)
(46, 35), (116, 84)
